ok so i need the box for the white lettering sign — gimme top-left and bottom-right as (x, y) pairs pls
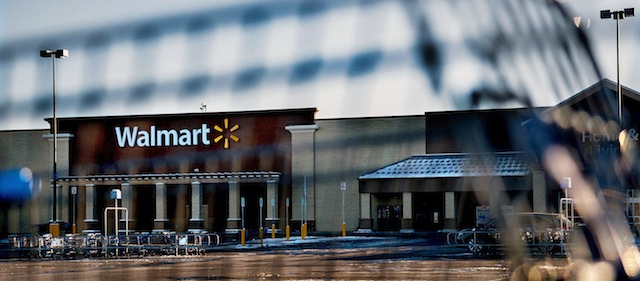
(581, 131), (616, 143)
(582, 129), (639, 143)
(115, 124), (211, 148)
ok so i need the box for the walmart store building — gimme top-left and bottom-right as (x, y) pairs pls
(2, 79), (640, 236)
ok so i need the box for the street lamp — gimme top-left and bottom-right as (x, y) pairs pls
(600, 8), (634, 126)
(340, 182), (346, 237)
(40, 49), (69, 236)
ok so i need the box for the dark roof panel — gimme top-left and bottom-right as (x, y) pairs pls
(359, 152), (531, 180)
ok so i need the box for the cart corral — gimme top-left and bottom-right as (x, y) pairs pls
(446, 228), (576, 256)
(446, 212), (579, 256)
(2, 232), (220, 259)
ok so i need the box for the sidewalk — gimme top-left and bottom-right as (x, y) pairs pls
(215, 235), (383, 250)
(212, 232), (448, 252)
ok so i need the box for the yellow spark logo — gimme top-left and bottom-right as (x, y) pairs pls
(213, 118), (240, 149)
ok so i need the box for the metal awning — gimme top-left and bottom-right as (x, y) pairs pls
(359, 152), (531, 180)
(58, 171), (281, 186)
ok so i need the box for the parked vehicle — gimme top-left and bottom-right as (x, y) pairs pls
(453, 212), (573, 255)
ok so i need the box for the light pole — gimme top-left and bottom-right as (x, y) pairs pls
(259, 197), (264, 246)
(40, 49), (69, 236)
(340, 182), (346, 237)
(71, 186), (77, 234)
(600, 8), (634, 127)
(240, 197), (246, 246)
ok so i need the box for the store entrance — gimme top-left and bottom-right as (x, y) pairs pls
(240, 183), (267, 234)
(627, 189), (640, 239)
(458, 192), (483, 228)
(373, 193), (402, 231)
(204, 183), (228, 232)
(135, 185), (154, 232)
(413, 192), (444, 231)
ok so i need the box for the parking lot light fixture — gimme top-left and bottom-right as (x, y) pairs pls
(40, 49), (69, 236)
(600, 8), (634, 126)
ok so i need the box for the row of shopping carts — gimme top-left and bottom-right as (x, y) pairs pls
(3, 232), (220, 259)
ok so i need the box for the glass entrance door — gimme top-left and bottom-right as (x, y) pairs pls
(626, 189), (640, 241)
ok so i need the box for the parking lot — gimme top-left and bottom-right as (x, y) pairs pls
(0, 235), (574, 281)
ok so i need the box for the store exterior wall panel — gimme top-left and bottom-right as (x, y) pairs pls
(0, 129), (63, 235)
(313, 116), (426, 232)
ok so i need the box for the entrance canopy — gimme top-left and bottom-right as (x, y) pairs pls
(58, 171), (281, 186)
(359, 152), (531, 180)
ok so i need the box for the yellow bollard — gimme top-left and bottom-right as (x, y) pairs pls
(342, 223), (346, 237)
(271, 224), (276, 239)
(286, 225), (290, 241)
(301, 223), (307, 240)
(241, 228), (246, 246)
(72, 223), (77, 235)
(49, 222), (60, 237)
(259, 227), (263, 246)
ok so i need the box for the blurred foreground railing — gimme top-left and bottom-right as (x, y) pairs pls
(1, 232), (220, 259)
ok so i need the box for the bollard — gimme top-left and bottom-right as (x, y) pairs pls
(286, 225), (290, 241)
(72, 224), (77, 235)
(49, 223), (60, 237)
(271, 224), (276, 239)
(241, 228), (246, 246)
(342, 223), (346, 237)
(259, 227), (263, 246)
(301, 223), (307, 240)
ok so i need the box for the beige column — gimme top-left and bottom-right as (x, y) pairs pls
(226, 181), (241, 232)
(8, 203), (20, 234)
(444, 191), (456, 230)
(488, 178), (503, 218)
(83, 184), (100, 233)
(188, 181), (204, 232)
(533, 171), (547, 213)
(286, 124), (318, 229)
(357, 193), (372, 232)
(55, 183), (63, 224)
(120, 182), (134, 234)
(264, 179), (280, 229)
(59, 185), (69, 226)
(401, 192), (414, 233)
(153, 182), (170, 233)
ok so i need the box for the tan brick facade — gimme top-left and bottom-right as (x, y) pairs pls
(311, 116), (426, 232)
(0, 129), (72, 235)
